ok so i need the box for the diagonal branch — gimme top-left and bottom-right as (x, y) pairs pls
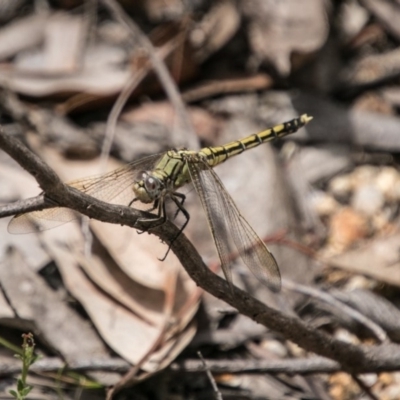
(0, 126), (160, 230)
(2, 127), (400, 373)
(0, 195), (48, 218)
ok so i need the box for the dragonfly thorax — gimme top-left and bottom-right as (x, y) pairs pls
(132, 171), (164, 204)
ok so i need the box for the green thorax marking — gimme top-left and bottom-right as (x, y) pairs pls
(153, 150), (198, 189)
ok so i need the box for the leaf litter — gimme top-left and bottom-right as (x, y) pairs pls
(3, 1), (400, 399)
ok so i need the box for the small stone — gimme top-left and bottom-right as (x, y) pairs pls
(352, 184), (385, 216)
(391, 185), (400, 201)
(371, 212), (391, 232)
(392, 371), (400, 384)
(375, 167), (400, 201)
(358, 373), (378, 387)
(344, 275), (375, 291)
(380, 372), (394, 385)
(329, 207), (369, 251)
(311, 190), (340, 217)
(329, 372), (360, 400)
(383, 383), (400, 400)
(286, 341), (305, 357)
(350, 165), (378, 188)
(334, 328), (360, 345)
(329, 174), (353, 201)
(338, 0), (369, 40)
(260, 339), (288, 358)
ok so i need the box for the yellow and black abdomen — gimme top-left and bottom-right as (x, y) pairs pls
(201, 114), (312, 168)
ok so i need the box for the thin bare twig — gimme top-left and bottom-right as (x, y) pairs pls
(282, 279), (388, 343)
(172, 356), (341, 375)
(101, 37), (183, 169)
(0, 354), (338, 376)
(100, 0), (197, 149)
(197, 351), (223, 400)
(0, 356), (130, 376)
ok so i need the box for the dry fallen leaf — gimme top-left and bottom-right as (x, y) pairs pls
(122, 101), (221, 145)
(0, 162), (51, 271)
(14, 12), (87, 74)
(191, 0), (241, 62)
(0, 13), (47, 60)
(326, 233), (400, 288)
(0, 11), (131, 97)
(241, 0), (329, 75)
(0, 247), (110, 364)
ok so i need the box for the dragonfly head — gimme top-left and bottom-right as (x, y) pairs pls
(133, 172), (163, 203)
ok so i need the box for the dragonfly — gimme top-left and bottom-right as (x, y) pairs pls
(9, 114), (312, 291)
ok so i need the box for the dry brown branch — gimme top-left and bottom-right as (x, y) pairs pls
(0, 194), (48, 218)
(171, 356), (341, 375)
(2, 128), (400, 374)
(0, 356), (130, 375)
(0, 354), (337, 376)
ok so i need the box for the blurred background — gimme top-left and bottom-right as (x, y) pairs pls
(1, 0), (400, 399)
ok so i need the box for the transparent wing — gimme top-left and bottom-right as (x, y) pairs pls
(187, 160), (281, 291)
(8, 154), (163, 234)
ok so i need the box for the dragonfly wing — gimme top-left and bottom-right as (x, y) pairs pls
(65, 153), (163, 204)
(8, 208), (79, 234)
(8, 153), (163, 233)
(187, 161), (233, 285)
(187, 160), (281, 291)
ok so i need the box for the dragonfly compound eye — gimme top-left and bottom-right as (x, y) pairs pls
(132, 172), (161, 203)
(144, 175), (161, 194)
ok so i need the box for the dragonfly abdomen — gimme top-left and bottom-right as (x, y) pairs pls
(201, 114), (312, 167)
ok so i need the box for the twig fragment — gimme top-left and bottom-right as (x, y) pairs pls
(198, 351), (223, 400)
(283, 279), (388, 343)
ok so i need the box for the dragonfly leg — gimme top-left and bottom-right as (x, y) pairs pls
(171, 192), (186, 220)
(144, 202), (158, 213)
(128, 197), (138, 207)
(136, 198), (166, 235)
(129, 197), (165, 215)
(159, 194), (190, 262)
